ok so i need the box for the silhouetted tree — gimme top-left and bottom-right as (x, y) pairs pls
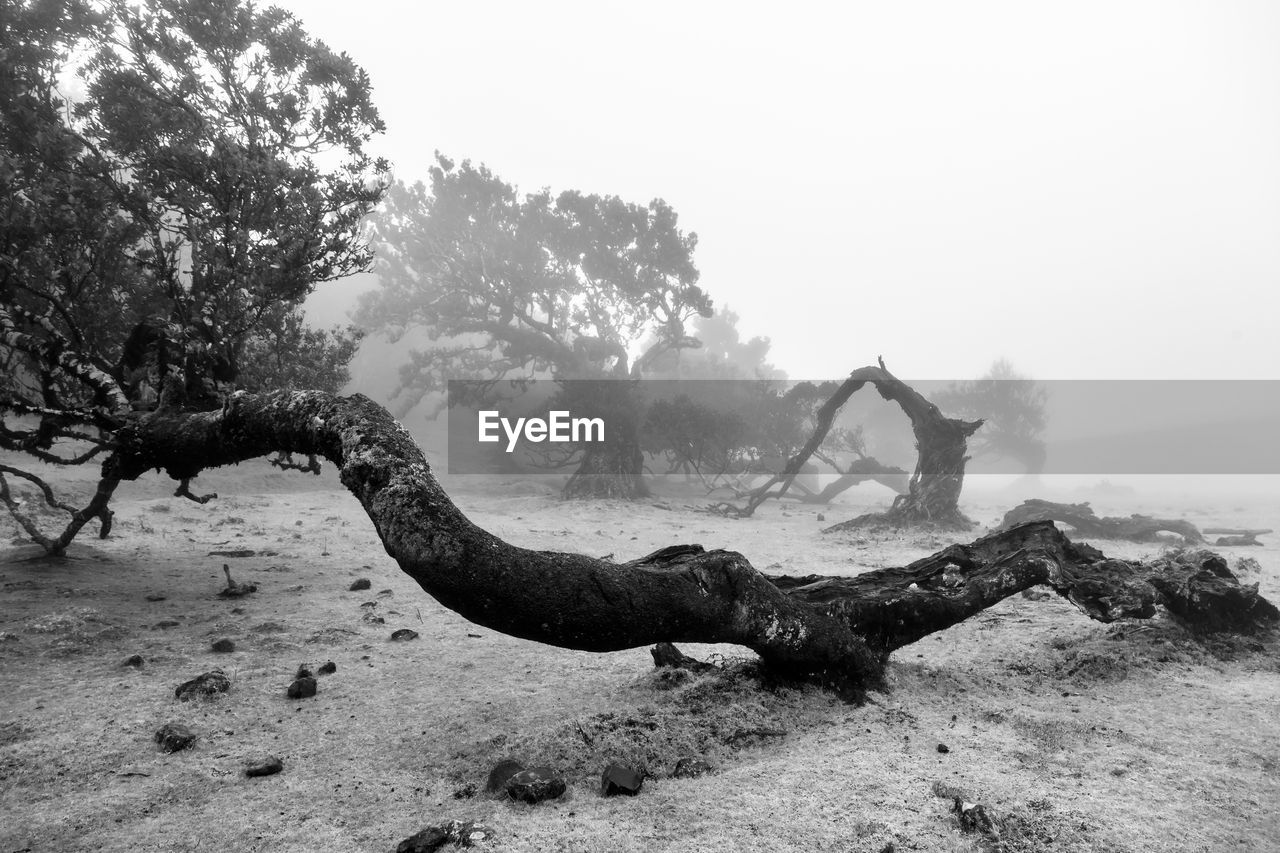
(717, 362), (981, 526)
(1, 0), (386, 553)
(936, 358), (1049, 477)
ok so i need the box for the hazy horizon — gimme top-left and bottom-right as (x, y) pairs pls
(288, 0), (1280, 382)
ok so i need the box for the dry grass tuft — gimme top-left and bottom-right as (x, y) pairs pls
(931, 783), (1096, 852)
(994, 800), (1094, 853)
(448, 663), (841, 784)
(24, 606), (105, 634)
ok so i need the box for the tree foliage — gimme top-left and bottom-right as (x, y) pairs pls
(356, 157), (712, 415)
(936, 358), (1049, 475)
(642, 306), (783, 381)
(357, 156), (712, 498)
(0, 0), (385, 552)
(642, 380), (869, 490)
(235, 309), (363, 394)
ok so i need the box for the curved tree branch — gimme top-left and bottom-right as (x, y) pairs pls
(100, 391), (1275, 691)
(111, 390), (882, 683)
(712, 359), (982, 523)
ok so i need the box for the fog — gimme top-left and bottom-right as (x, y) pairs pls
(292, 0), (1280, 383)
(285, 0), (1280, 505)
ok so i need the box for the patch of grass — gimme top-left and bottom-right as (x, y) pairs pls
(995, 800), (1095, 853)
(0, 721), (33, 746)
(449, 663), (841, 784)
(1041, 620), (1259, 684)
(932, 779), (970, 800)
(24, 607), (105, 634)
(1010, 714), (1087, 753)
(21, 607), (127, 656)
(931, 784), (1096, 852)
(1050, 646), (1135, 683)
(1232, 556), (1262, 579)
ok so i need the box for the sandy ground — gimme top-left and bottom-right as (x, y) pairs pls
(1, 460), (1278, 852)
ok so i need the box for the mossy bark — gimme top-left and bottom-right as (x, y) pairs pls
(106, 390), (1277, 690)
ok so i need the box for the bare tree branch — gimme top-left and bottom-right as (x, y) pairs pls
(96, 390), (1275, 692)
(174, 478), (216, 504)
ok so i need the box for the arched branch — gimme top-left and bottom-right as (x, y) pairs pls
(711, 360), (982, 523)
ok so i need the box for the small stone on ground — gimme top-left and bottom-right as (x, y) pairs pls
(397, 820), (493, 852)
(506, 767), (566, 804)
(154, 723), (195, 753)
(245, 755), (283, 777)
(174, 669), (230, 701)
(287, 676), (317, 699)
(600, 763), (644, 796)
(486, 759), (525, 793)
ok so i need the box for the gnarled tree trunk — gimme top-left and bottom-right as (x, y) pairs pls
(825, 363), (981, 531)
(562, 430), (649, 499)
(715, 360), (981, 528)
(558, 379), (649, 500)
(104, 390), (1276, 692)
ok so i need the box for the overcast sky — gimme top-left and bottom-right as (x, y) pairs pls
(290, 0), (1280, 380)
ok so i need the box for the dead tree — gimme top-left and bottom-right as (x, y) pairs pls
(713, 359), (982, 528)
(1000, 499), (1205, 543)
(789, 457), (911, 503)
(94, 389), (1275, 692)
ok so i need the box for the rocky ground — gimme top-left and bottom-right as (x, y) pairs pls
(2, 460), (1278, 852)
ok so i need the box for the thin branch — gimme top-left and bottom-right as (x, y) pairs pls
(175, 478), (216, 504)
(0, 464), (78, 514)
(0, 471), (57, 551)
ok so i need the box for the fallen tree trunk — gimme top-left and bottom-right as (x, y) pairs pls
(110, 391), (880, 682)
(1203, 528), (1270, 547)
(768, 521), (1275, 649)
(101, 390), (1275, 691)
(999, 499), (1204, 543)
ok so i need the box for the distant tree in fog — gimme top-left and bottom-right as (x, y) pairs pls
(357, 157), (712, 498)
(642, 306), (784, 380)
(936, 359), (1049, 476)
(1, 0), (385, 553)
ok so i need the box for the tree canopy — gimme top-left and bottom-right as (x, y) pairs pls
(0, 0), (386, 553)
(356, 156), (713, 415)
(936, 358), (1049, 476)
(641, 306), (784, 381)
